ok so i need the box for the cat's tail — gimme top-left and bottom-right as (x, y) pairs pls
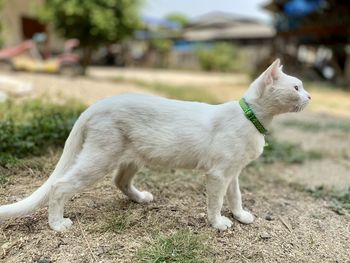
(0, 111), (88, 220)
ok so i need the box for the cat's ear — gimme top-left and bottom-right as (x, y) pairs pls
(264, 58), (281, 86)
(247, 58), (282, 99)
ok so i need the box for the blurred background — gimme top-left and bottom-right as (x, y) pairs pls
(0, 0), (349, 84)
(0, 1), (349, 262)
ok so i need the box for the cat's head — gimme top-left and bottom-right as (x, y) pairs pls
(245, 59), (311, 115)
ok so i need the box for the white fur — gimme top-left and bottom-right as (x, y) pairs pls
(0, 59), (310, 231)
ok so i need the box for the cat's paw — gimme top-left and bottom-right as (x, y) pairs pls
(49, 218), (73, 232)
(136, 191), (154, 203)
(233, 210), (254, 224)
(211, 216), (233, 231)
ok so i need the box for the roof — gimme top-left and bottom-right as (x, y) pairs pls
(183, 11), (275, 41)
(187, 11), (257, 28)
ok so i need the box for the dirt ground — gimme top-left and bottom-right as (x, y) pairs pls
(0, 68), (349, 262)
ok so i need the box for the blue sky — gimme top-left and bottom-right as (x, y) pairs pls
(142, 0), (272, 22)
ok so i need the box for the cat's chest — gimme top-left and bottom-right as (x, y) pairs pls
(245, 135), (265, 161)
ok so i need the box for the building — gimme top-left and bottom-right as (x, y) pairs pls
(172, 12), (275, 70)
(182, 11), (275, 44)
(0, 0), (64, 50)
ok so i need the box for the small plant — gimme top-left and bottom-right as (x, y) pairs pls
(136, 230), (212, 263)
(260, 136), (323, 164)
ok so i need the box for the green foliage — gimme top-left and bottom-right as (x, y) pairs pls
(306, 186), (350, 215)
(195, 43), (240, 72)
(165, 12), (189, 27)
(260, 136), (323, 164)
(39, 0), (142, 47)
(150, 38), (172, 54)
(39, 0), (142, 72)
(0, 100), (84, 160)
(136, 230), (212, 263)
(150, 38), (173, 68)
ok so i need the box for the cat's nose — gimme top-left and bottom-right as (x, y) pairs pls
(305, 91), (311, 100)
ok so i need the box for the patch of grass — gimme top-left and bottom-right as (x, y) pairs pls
(305, 186), (350, 215)
(259, 136), (323, 164)
(0, 100), (84, 160)
(282, 119), (350, 133)
(136, 81), (220, 104)
(135, 230), (212, 263)
(0, 154), (24, 167)
(0, 174), (10, 186)
(114, 76), (220, 104)
(103, 212), (135, 233)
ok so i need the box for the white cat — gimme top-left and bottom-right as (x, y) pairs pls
(0, 59), (310, 232)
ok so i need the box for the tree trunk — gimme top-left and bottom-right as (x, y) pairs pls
(81, 46), (93, 75)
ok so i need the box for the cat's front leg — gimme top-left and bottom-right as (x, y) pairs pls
(226, 175), (254, 224)
(206, 172), (233, 230)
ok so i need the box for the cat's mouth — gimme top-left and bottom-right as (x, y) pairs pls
(291, 101), (308, 112)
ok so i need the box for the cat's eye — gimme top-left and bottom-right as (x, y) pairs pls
(294, 85), (299, 91)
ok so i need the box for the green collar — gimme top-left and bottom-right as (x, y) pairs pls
(239, 98), (268, 135)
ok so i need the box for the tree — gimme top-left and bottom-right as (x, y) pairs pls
(39, 0), (142, 74)
(165, 12), (189, 28)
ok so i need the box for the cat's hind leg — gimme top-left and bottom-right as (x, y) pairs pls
(48, 146), (116, 232)
(113, 163), (153, 203)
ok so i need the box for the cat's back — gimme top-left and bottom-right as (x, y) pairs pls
(115, 93), (213, 109)
(88, 92), (215, 117)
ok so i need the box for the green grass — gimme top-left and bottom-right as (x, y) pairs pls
(135, 230), (212, 263)
(305, 186), (350, 215)
(0, 174), (10, 186)
(115, 77), (220, 104)
(0, 100), (84, 160)
(282, 119), (350, 133)
(136, 81), (220, 104)
(0, 154), (25, 167)
(103, 212), (135, 233)
(259, 136), (323, 164)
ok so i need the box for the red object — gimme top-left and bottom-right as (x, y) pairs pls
(0, 41), (34, 59)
